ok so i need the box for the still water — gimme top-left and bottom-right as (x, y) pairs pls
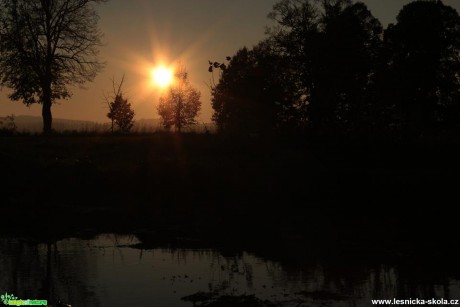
(0, 234), (459, 307)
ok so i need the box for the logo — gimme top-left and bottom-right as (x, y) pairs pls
(0, 292), (47, 306)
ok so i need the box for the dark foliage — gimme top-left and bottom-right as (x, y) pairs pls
(107, 94), (135, 133)
(267, 0), (383, 137)
(211, 0), (460, 141)
(210, 41), (294, 134)
(380, 0), (460, 138)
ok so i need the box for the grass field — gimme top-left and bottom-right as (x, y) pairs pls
(1, 132), (459, 259)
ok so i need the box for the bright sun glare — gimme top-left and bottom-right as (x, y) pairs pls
(152, 66), (173, 88)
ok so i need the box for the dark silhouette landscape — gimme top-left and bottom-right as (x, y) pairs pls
(1, 0), (460, 306)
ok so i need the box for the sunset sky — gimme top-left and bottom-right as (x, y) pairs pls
(1, 0), (460, 124)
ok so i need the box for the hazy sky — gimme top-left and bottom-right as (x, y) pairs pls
(1, 0), (460, 123)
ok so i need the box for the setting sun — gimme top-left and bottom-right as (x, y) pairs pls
(152, 66), (173, 88)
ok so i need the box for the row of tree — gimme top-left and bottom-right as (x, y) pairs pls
(0, 0), (201, 134)
(105, 66), (202, 134)
(210, 0), (460, 139)
(2, 0), (458, 138)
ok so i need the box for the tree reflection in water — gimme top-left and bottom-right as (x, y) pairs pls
(0, 238), (99, 307)
(0, 234), (459, 307)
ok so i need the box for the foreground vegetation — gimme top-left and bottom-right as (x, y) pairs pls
(1, 132), (458, 262)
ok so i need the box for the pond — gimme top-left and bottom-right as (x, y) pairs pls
(1, 234), (459, 307)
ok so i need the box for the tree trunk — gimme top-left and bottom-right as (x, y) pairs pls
(176, 96), (182, 133)
(42, 83), (53, 134)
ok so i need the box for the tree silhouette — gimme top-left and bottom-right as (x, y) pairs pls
(157, 67), (201, 132)
(267, 0), (382, 136)
(107, 94), (135, 133)
(0, 0), (107, 134)
(0, 114), (17, 135)
(381, 0), (460, 137)
(210, 41), (292, 134)
(106, 75), (135, 133)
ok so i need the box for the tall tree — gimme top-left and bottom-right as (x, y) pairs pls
(314, 1), (382, 135)
(267, 0), (320, 131)
(267, 0), (383, 136)
(0, 0), (107, 134)
(382, 0), (460, 137)
(210, 41), (293, 134)
(157, 67), (201, 132)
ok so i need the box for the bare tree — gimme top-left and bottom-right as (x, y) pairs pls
(0, 0), (107, 134)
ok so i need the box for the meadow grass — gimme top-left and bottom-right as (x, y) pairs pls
(1, 132), (458, 258)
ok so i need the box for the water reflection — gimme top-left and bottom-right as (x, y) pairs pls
(0, 234), (458, 307)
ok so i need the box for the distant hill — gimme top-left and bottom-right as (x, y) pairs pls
(1, 115), (216, 133)
(135, 118), (217, 133)
(1, 115), (108, 133)
(133, 118), (163, 133)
